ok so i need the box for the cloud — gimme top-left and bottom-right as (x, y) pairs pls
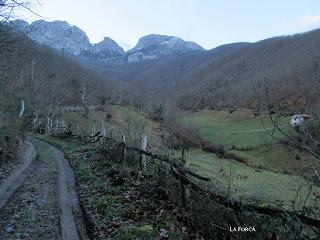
(299, 15), (320, 29)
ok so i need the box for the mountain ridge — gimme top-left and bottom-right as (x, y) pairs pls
(9, 19), (320, 110)
(9, 19), (205, 63)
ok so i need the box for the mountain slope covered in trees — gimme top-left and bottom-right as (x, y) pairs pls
(7, 19), (320, 112)
(0, 25), (120, 117)
(122, 29), (320, 110)
(175, 29), (320, 109)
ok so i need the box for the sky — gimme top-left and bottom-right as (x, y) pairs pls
(17, 0), (320, 51)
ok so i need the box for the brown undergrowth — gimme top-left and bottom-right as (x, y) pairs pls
(41, 135), (199, 240)
(37, 134), (320, 240)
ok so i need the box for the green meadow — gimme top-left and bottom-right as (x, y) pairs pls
(176, 109), (320, 209)
(181, 109), (290, 147)
(180, 109), (313, 174)
(183, 149), (319, 210)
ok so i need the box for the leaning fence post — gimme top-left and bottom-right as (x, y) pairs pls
(184, 183), (191, 209)
(140, 134), (148, 172)
(181, 148), (187, 163)
(49, 118), (52, 133)
(181, 180), (186, 207)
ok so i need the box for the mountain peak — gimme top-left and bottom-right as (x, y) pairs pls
(134, 34), (204, 51)
(93, 37), (125, 55)
(26, 20), (91, 55)
(127, 34), (204, 62)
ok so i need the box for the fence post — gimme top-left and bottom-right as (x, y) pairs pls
(181, 180), (186, 207)
(179, 177), (191, 209)
(122, 133), (126, 164)
(56, 120), (59, 134)
(62, 120), (66, 132)
(46, 117), (50, 134)
(39, 120), (43, 134)
(181, 147), (187, 163)
(101, 123), (106, 137)
(32, 118), (36, 130)
(140, 134), (148, 172)
(60, 120), (63, 133)
(57, 119), (61, 134)
(184, 183), (191, 209)
(54, 119), (57, 134)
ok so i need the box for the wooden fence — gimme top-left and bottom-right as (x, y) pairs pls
(58, 105), (99, 113)
(31, 117), (320, 237)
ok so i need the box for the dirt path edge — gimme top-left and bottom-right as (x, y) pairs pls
(28, 136), (92, 240)
(0, 141), (37, 210)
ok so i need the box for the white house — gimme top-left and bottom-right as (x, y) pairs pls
(290, 114), (310, 127)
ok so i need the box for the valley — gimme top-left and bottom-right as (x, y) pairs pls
(1, 1), (320, 239)
(29, 104), (320, 238)
(49, 105), (320, 210)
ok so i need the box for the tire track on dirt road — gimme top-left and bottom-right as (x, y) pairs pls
(28, 137), (89, 240)
(0, 137), (89, 240)
(0, 141), (36, 210)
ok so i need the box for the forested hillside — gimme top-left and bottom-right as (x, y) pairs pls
(11, 18), (320, 112)
(175, 29), (320, 109)
(81, 28), (320, 111)
(0, 25), (120, 118)
(121, 29), (320, 110)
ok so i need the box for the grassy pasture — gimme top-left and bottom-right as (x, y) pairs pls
(230, 144), (316, 175)
(55, 105), (152, 141)
(183, 149), (320, 210)
(176, 109), (320, 209)
(179, 109), (315, 174)
(181, 109), (290, 147)
(53, 106), (319, 209)
(58, 105), (150, 130)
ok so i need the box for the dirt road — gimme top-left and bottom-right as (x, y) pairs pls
(0, 137), (89, 240)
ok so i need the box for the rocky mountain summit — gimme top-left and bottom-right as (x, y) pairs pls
(12, 20), (92, 55)
(92, 37), (125, 55)
(127, 34), (204, 62)
(10, 20), (205, 63)
(80, 37), (126, 64)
